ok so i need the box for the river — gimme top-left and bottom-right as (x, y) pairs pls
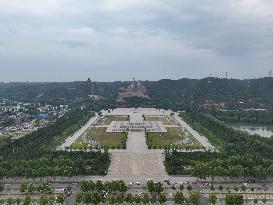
(229, 123), (273, 138)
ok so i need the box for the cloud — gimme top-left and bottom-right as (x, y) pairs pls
(99, 0), (158, 11)
(0, 0), (273, 81)
(0, 0), (61, 16)
(67, 27), (97, 36)
(59, 40), (89, 48)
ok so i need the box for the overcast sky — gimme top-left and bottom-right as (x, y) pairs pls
(0, 0), (273, 82)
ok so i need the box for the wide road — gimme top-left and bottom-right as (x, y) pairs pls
(173, 113), (215, 151)
(58, 114), (99, 150)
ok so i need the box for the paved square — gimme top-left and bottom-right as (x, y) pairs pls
(108, 152), (167, 176)
(108, 132), (167, 176)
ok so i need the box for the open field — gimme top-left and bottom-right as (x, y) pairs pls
(144, 116), (175, 125)
(146, 127), (203, 149)
(98, 115), (128, 126)
(71, 127), (127, 149)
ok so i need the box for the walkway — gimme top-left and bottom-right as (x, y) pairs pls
(108, 132), (167, 176)
(126, 132), (148, 152)
(57, 114), (99, 150)
(173, 113), (215, 151)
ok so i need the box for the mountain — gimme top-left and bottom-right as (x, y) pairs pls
(1, 77), (273, 110)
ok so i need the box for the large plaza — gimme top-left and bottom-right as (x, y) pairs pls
(58, 108), (215, 177)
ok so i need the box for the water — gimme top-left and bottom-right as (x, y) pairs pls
(229, 123), (273, 138)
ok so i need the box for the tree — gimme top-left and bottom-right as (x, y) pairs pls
(0, 184), (4, 192)
(134, 195), (141, 203)
(23, 195), (31, 205)
(158, 193), (167, 204)
(209, 193), (217, 205)
(179, 184), (184, 190)
(187, 184), (192, 191)
(225, 194), (244, 205)
(7, 198), (15, 205)
(116, 180), (128, 192)
(116, 194), (124, 203)
(15, 198), (21, 205)
(108, 195), (117, 204)
(76, 192), (83, 203)
(154, 182), (164, 194)
(80, 181), (95, 192)
(95, 180), (104, 192)
(0, 167), (4, 180)
(49, 196), (56, 204)
(188, 192), (200, 205)
(56, 194), (65, 204)
(28, 183), (35, 193)
(151, 195), (157, 203)
(229, 165), (244, 178)
(147, 180), (155, 193)
(39, 194), (49, 205)
(92, 192), (102, 205)
(174, 192), (185, 204)
(20, 183), (27, 193)
(142, 193), (150, 204)
(124, 193), (134, 203)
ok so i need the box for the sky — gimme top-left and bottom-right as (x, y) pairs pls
(0, 0), (273, 82)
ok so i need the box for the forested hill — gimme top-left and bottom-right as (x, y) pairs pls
(1, 78), (273, 110)
(0, 81), (122, 104)
(145, 77), (273, 110)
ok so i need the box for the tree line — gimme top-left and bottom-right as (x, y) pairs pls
(165, 110), (273, 178)
(207, 109), (273, 124)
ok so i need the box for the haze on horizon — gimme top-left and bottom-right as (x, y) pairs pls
(0, 0), (273, 82)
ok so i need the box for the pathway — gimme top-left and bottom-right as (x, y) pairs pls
(173, 113), (215, 151)
(57, 114), (99, 150)
(108, 132), (167, 176)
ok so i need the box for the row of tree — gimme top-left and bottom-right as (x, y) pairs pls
(0, 193), (65, 205)
(208, 109), (273, 124)
(165, 110), (273, 178)
(0, 150), (110, 177)
(173, 191), (200, 205)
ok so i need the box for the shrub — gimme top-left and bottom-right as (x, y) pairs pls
(0, 184), (4, 192)
(187, 185), (192, 190)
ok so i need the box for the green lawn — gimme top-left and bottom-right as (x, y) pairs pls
(146, 127), (203, 149)
(71, 127), (127, 149)
(144, 116), (175, 125)
(98, 116), (128, 126)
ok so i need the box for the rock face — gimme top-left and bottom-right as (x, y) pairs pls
(116, 79), (150, 102)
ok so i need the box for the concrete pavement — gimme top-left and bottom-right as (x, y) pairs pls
(57, 114), (99, 150)
(173, 113), (216, 151)
(109, 132), (167, 176)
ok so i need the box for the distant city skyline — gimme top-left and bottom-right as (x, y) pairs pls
(0, 0), (273, 82)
